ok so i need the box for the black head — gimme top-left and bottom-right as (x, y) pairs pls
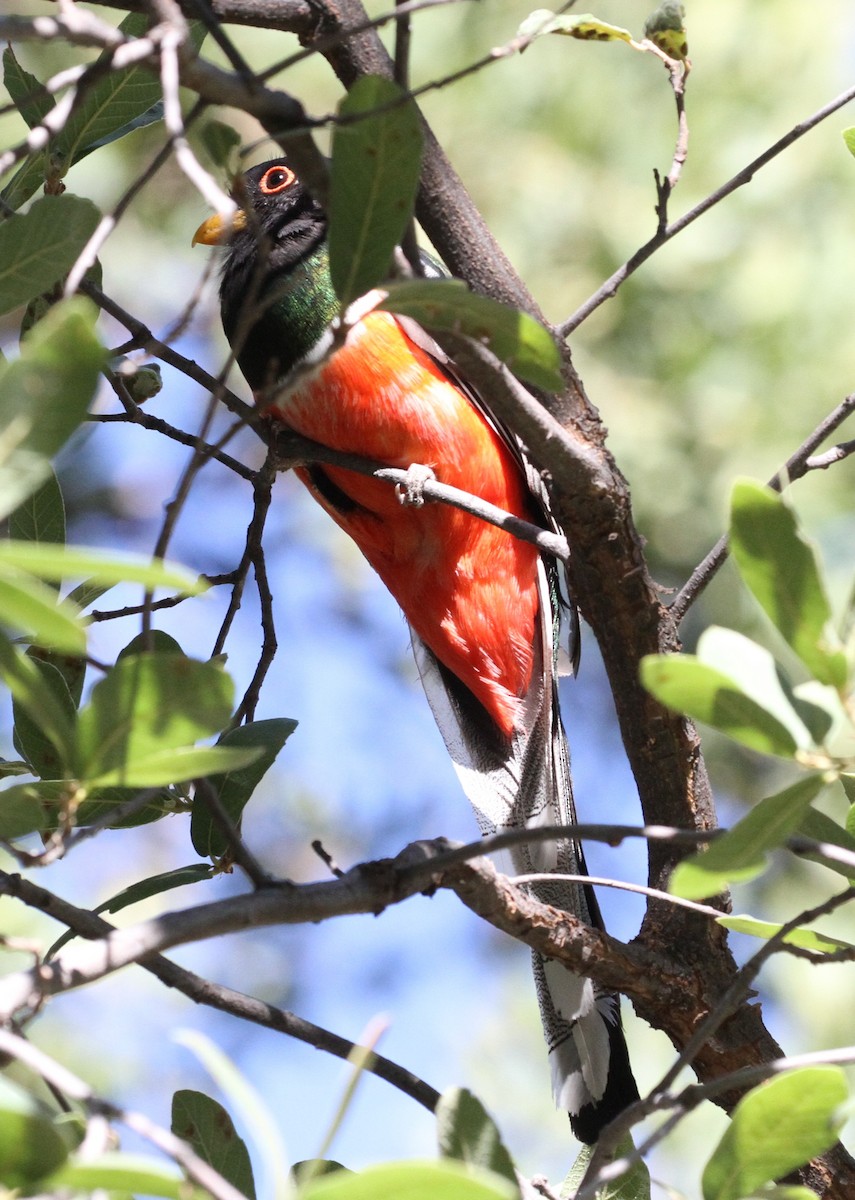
(195, 159), (332, 386)
(228, 160), (327, 270)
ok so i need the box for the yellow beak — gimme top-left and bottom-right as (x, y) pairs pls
(192, 209), (247, 247)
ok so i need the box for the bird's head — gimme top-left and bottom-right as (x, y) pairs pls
(192, 158), (327, 272)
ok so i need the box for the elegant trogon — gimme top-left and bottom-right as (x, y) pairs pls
(194, 158), (638, 1142)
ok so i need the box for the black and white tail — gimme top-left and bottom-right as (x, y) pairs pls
(411, 558), (638, 1143)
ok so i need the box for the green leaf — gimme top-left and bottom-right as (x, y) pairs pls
(0, 195), (101, 316)
(191, 718), (297, 857)
(561, 1135), (650, 1200)
(200, 120), (242, 172)
(780, 678), (835, 746)
(13, 654), (78, 777)
(0, 758), (31, 777)
(103, 864), (214, 912)
(718, 914), (854, 954)
(119, 630), (186, 658)
(0, 783), (50, 838)
(47, 864), (213, 957)
(843, 128), (855, 159)
(86, 744), (261, 790)
(729, 481), (848, 688)
(74, 653), (235, 784)
(329, 75), (423, 306)
(518, 10), (634, 44)
(798, 808), (855, 881)
(3, 47), (55, 130)
(45, 1153), (200, 1200)
(0, 153), (49, 213)
(670, 775), (827, 900)
(51, 13), (163, 168)
(80, 101), (165, 156)
(0, 632), (75, 770)
(172, 1090), (256, 1200)
(842, 775), (855, 806)
(0, 570), (85, 652)
(640, 654), (799, 757)
(436, 1088), (517, 1189)
(643, 2), (689, 60)
(696, 627), (814, 750)
(0, 542), (205, 595)
(301, 1161), (519, 1200)
(74, 784), (177, 829)
(0, 298), (105, 520)
(0, 1076), (70, 1187)
(750, 1188), (827, 1200)
(9, 469), (66, 548)
(293, 1161), (351, 1184)
(26, 647), (86, 708)
(380, 279), (564, 393)
(701, 1068), (847, 1200)
(176, 1030), (290, 1200)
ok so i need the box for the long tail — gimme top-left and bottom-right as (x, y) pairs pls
(410, 561), (638, 1143)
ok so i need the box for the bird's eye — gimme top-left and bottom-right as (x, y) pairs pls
(258, 165), (296, 195)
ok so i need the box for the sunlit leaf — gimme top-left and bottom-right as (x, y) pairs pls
(86, 744), (261, 790)
(0, 783), (49, 838)
(718, 914), (854, 954)
(0, 571), (85, 653)
(640, 654), (799, 757)
(45, 1152), (202, 1200)
(701, 1068), (847, 1200)
(730, 481), (848, 688)
(0, 542), (205, 594)
(670, 775), (827, 900)
(0, 298), (104, 520)
(329, 75), (423, 306)
(74, 653), (234, 784)
(696, 627), (814, 749)
(300, 1160), (519, 1200)
(380, 279), (563, 392)
(518, 10), (634, 44)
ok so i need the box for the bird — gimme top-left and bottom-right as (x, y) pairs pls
(193, 157), (638, 1143)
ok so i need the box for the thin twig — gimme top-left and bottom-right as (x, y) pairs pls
(0, 1028), (248, 1200)
(275, 431), (570, 561)
(670, 392), (855, 623)
(83, 282), (258, 427)
(192, 778), (274, 886)
(0, 871), (440, 1111)
(577, 884), (855, 1197)
(561, 81), (855, 336)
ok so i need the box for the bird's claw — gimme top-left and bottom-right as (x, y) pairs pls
(396, 463), (436, 507)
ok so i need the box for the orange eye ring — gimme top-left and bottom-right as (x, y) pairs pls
(258, 164), (296, 195)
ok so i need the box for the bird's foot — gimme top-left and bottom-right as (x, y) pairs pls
(396, 462), (436, 507)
